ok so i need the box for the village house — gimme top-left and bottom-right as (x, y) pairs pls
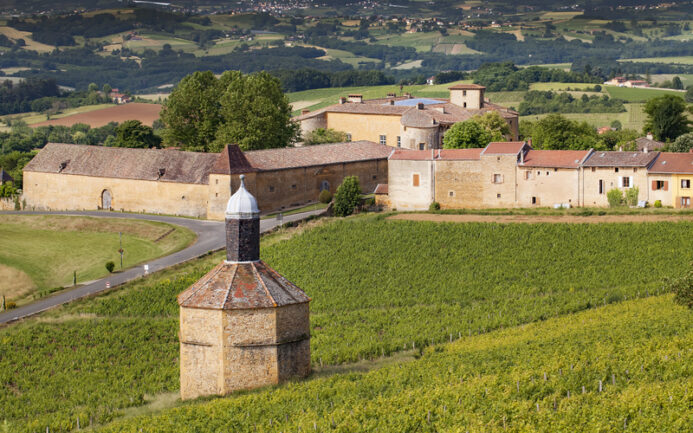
(296, 85), (519, 151)
(22, 141), (391, 219)
(648, 152), (693, 208)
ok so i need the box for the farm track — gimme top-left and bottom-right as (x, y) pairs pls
(390, 213), (693, 224)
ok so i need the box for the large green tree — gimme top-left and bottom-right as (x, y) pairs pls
(303, 128), (348, 146)
(160, 71), (223, 152)
(113, 120), (162, 148)
(670, 132), (693, 153)
(474, 111), (510, 141)
(523, 114), (597, 150)
(643, 95), (691, 142)
(443, 119), (492, 149)
(213, 71), (299, 151)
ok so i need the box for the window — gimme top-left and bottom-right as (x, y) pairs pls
(346, 133), (352, 142)
(372, 175), (377, 180)
(682, 179), (691, 189)
(620, 176), (632, 188)
(615, 167), (619, 173)
(449, 191), (454, 197)
(397, 136), (401, 147)
(412, 173), (420, 187)
(291, 184), (297, 189)
(379, 135), (386, 145)
(633, 168), (637, 173)
(463, 90), (467, 96)
(537, 171), (541, 176)
(215, 193), (218, 197)
(598, 179), (604, 195)
(215, 179), (219, 184)
(524, 171), (531, 180)
(497, 193), (501, 199)
(682, 197), (691, 208)
(531, 196), (537, 205)
(419, 143), (425, 150)
(546, 171), (550, 176)
(554, 168), (558, 172)
(591, 167), (596, 172)
(269, 186), (275, 192)
(463, 102), (467, 108)
(493, 174), (503, 184)
(653, 180), (667, 191)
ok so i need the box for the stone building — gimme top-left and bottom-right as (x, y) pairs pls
(177, 176), (311, 400)
(580, 151), (659, 207)
(296, 85), (519, 150)
(22, 141), (391, 219)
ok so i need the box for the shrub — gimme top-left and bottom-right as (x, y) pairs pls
(105, 261), (115, 273)
(666, 262), (693, 309)
(333, 176), (361, 217)
(429, 201), (440, 211)
(607, 188), (623, 207)
(654, 200), (662, 208)
(6, 302), (17, 309)
(318, 189), (332, 204)
(625, 186), (639, 207)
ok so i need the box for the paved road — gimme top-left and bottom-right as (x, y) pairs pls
(0, 209), (325, 324)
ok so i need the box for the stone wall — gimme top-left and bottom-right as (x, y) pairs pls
(23, 171), (210, 218)
(516, 167), (581, 207)
(0, 197), (17, 211)
(179, 308), (223, 400)
(400, 126), (440, 150)
(388, 159), (434, 210)
(435, 160), (483, 208)
(480, 154), (520, 207)
(582, 167), (650, 207)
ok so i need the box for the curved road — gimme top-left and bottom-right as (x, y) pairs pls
(0, 209), (324, 324)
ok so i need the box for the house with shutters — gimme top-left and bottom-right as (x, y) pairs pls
(580, 151), (659, 207)
(648, 152), (693, 208)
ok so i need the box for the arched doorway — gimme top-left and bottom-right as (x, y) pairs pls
(101, 189), (112, 210)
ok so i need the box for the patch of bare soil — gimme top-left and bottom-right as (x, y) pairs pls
(389, 213), (693, 224)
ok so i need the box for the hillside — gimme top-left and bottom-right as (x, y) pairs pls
(1, 214), (692, 432)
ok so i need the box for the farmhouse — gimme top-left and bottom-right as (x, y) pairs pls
(22, 141), (391, 219)
(387, 142), (693, 210)
(296, 85), (519, 150)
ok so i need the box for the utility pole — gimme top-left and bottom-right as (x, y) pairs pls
(118, 232), (124, 270)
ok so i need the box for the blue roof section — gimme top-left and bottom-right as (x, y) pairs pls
(388, 98), (445, 106)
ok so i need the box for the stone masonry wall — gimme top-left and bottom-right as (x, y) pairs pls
(179, 308), (223, 400)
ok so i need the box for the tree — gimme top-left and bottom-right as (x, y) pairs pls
(643, 95), (691, 142)
(666, 262), (693, 309)
(443, 119), (492, 149)
(303, 128), (348, 146)
(213, 71), (299, 152)
(102, 83), (112, 95)
(474, 111), (510, 141)
(161, 70), (224, 152)
(610, 120), (622, 130)
(670, 132), (693, 153)
(113, 120), (162, 148)
(88, 82), (98, 92)
(525, 114), (597, 150)
(672, 76), (684, 90)
(333, 176), (361, 217)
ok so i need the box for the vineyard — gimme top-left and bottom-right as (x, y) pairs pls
(1, 216), (693, 432)
(96, 295), (693, 432)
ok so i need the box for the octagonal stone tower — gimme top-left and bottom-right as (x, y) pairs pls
(178, 175), (311, 400)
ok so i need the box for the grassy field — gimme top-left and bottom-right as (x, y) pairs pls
(605, 86), (685, 102)
(528, 82), (599, 91)
(0, 215), (195, 303)
(0, 104), (114, 126)
(2, 215), (693, 432)
(620, 56), (693, 65)
(521, 102), (646, 131)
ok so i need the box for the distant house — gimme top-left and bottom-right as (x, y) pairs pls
(0, 168), (13, 185)
(635, 133), (665, 152)
(597, 126), (615, 135)
(604, 77), (649, 88)
(108, 88), (131, 104)
(426, 76), (436, 85)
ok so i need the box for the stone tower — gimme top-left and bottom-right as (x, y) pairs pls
(177, 175), (311, 400)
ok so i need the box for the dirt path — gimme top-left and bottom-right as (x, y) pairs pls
(389, 213), (693, 224)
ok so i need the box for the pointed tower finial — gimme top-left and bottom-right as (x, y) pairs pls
(225, 175), (260, 262)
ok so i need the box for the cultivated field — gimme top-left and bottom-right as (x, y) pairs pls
(0, 26), (54, 52)
(1, 214), (692, 432)
(0, 215), (194, 303)
(605, 86), (686, 102)
(30, 103), (162, 128)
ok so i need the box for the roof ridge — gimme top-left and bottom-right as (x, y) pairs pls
(252, 262), (278, 308)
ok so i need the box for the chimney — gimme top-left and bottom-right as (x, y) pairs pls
(225, 175), (260, 263)
(417, 102), (424, 110)
(348, 94), (363, 103)
(646, 132), (653, 140)
(618, 146), (623, 152)
(389, 99), (395, 105)
(301, 109), (310, 115)
(435, 106), (445, 113)
(643, 146), (648, 154)
(339, 97), (347, 104)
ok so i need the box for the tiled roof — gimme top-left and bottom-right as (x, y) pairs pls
(374, 183), (388, 194)
(245, 141), (392, 171)
(521, 149), (592, 168)
(648, 152), (693, 174)
(178, 261), (310, 310)
(448, 84), (486, 90)
(482, 142), (528, 155)
(23, 143), (218, 184)
(210, 144), (257, 175)
(635, 137), (665, 152)
(582, 151), (659, 167)
(438, 148), (483, 160)
(389, 149), (434, 161)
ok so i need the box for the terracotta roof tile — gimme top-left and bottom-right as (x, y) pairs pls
(177, 261), (310, 310)
(482, 142), (528, 155)
(245, 141), (391, 171)
(374, 183), (388, 194)
(23, 143), (218, 184)
(648, 152), (693, 174)
(582, 151), (659, 167)
(438, 148), (483, 160)
(389, 148), (483, 161)
(521, 149), (592, 168)
(210, 144), (257, 175)
(448, 84), (486, 90)
(389, 149), (433, 161)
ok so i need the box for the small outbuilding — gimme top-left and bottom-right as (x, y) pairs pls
(177, 175), (311, 400)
